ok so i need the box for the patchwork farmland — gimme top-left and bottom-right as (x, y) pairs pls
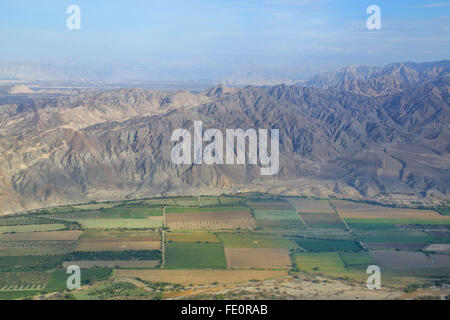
(0, 195), (448, 300)
(165, 207), (255, 230)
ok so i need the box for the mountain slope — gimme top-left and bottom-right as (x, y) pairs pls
(0, 62), (448, 214)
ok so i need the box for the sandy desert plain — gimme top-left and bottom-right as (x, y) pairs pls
(0, 194), (449, 300)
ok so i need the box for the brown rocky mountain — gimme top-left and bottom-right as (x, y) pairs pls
(0, 61), (448, 214)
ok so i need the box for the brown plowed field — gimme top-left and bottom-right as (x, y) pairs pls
(225, 248), (291, 269)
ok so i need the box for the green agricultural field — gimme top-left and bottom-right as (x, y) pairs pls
(36, 206), (81, 214)
(197, 196), (219, 206)
(0, 255), (65, 271)
(95, 207), (163, 218)
(57, 218), (162, 229)
(217, 232), (299, 249)
(0, 224), (66, 234)
(355, 229), (434, 243)
(0, 290), (40, 300)
(345, 220), (397, 230)
(293, 253), (368, 281)
(165, 243), (227, 269)
(47, 207), (163, 220)
(64, 250), (161, 261)
(166, 232), (219, 243)
(273, 228), (353, 240)
(45, 268), (112, 293)
(294, 252), (347, 273)
(0, 216), (58, 226)
(292, 238), (362, 252)
(165, 206), (248, 214)
(345, 217), (450, 226)
(218, 196), (246, 205)
(339, 252), (376, 270)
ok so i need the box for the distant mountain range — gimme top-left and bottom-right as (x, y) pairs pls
(0, 60), (448, 214)
(0, 61), (322, 84)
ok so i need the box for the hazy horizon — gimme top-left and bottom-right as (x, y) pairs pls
(0, 0), (449, 82)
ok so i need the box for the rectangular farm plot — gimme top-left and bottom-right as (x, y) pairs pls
(93, 206), (163, 219)
(166, 232), (219, 243)
(225, 248), (291, 269)
(365, 243), (426, 250)
(82, 230), (160, 239)
(62, 260), (159, 269)
(299, 213), (346, 229)
(254, 210), (300, 220)
(0, 241), (78, 256)
(355, 229), (433, 243)
(254, 210), (306, 229)
(115, 269), (288, 285)
(292, 238), (362, 252)
(248, 200), (295, 210)
(45, 268), (112, 292)
(289, 199), (334, 214)
(332, 200), (450, 224)
(165, 243), (227, 269)
(294, 252), (347, 273)
(165, 206), (248, 214)
(76, 238), (160, 251)
(166, 210), (255, 230)
(0, 230), (82, 241)
(0, 271), (51, 291)
(339, 252), (376, 270)
(370, 250), (450, 271)
(68, 218), (162, 229)
(217, 232), (298, 249)
(0, 255), (65, 271)
(0, 224), (66, 234)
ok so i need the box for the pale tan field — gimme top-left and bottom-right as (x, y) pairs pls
(115, 269), (288, 285)
(76, 238), (160, 251)
(225, 248), (291, 269)
(424, 244), (450, 252)
(166, 211), (255, 230)
(166, 232), (219, 243)
(0, 230), (82, 241)
(331, 200), (448, 220)
(83, 230), (160, 239)
(63, 260), (160, 268)
(289, 199), (334, 213)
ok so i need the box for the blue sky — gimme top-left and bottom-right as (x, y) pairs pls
(0, 0), (449, 79)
